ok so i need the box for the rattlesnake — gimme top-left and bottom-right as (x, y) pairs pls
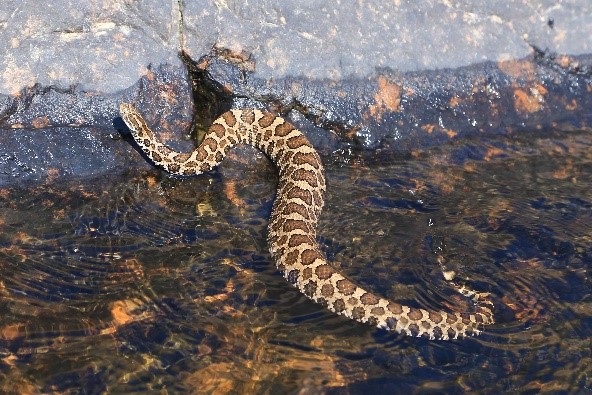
(119, 103), (494, 340)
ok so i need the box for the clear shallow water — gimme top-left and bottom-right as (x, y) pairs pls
(0, 130), (590, 393)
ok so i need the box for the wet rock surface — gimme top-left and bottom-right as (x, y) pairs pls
(0, 1), (591, 185)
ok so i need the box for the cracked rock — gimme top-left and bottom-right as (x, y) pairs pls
(0, 0), (591, 185)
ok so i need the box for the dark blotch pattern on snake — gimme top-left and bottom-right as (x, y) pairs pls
(119, 103), (494, 340)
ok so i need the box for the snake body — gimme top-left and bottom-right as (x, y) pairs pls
(119, 103), (494, 340)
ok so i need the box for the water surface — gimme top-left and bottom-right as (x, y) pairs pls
(0, 130), (590, 393)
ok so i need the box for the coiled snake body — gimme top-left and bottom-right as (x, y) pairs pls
(119, 103), (494, 340)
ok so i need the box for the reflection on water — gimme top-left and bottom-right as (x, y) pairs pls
(0, 131), (590, 393)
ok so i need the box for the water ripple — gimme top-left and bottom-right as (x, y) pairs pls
(0, 131), (590, 392)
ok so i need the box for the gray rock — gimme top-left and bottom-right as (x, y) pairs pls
(1, 0), (590, 94)
(0, 127), (129, 186)
(0, 0), (182, 94)
(0, 0), (591, 186)
(0, 64), (195, 185)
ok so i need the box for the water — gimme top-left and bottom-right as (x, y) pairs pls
(0, 130), (590, 393)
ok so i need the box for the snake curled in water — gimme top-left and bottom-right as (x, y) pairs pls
(119, 103), (494, 340)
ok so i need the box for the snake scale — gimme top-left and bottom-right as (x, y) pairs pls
(119, 103), (494, 340)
